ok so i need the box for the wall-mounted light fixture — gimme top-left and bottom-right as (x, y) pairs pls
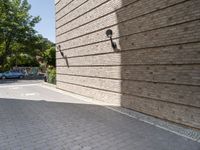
(57, 45), (64, 57)
(57, 45), (69, 67)
(106, 29), (117, 49)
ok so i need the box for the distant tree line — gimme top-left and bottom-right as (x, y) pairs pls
(0, 0), (55, 72)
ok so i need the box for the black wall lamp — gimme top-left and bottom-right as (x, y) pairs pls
(106, 29), (117, 49)
(57, 45), (69, 67)
(57, 45), (64, 57)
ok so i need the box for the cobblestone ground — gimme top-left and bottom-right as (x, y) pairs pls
(0, 81), (199, 150)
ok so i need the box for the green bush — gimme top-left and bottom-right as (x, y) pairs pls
(47, 67), (56, 84)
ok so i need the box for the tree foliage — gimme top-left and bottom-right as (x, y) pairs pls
(43, 47), (56, 67)
(0, 0), (55, 71)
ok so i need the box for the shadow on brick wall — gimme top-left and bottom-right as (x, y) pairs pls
(116, 0), (200, 129)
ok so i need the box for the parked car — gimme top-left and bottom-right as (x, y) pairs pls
(1, 71), (25, 79)
(0, 73), (2, 79)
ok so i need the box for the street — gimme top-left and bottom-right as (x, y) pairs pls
(0, 81), (199, 150)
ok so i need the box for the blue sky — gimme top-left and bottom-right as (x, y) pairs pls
(28, 0), (55, 43)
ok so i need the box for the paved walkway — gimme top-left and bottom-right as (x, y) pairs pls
(0, 81), (199, 150)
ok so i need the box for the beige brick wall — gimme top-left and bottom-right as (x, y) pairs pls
(55, 0), (200, 129)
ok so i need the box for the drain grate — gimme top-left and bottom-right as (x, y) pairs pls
(107, 106), (200, 143)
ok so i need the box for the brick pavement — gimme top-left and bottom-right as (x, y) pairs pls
(0, 82), (199, 150)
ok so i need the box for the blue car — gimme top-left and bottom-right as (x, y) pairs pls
(1, 71), (25, 79)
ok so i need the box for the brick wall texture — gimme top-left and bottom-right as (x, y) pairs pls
(55, 0), (200, 129)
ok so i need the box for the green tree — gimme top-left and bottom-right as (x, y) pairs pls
(43, 47), (56, 67)
(0, 0), (40, 70)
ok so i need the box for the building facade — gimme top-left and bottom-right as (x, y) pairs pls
(55, 0), (200, 129)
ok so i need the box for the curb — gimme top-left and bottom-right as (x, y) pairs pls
(42, 82), (56, 88)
